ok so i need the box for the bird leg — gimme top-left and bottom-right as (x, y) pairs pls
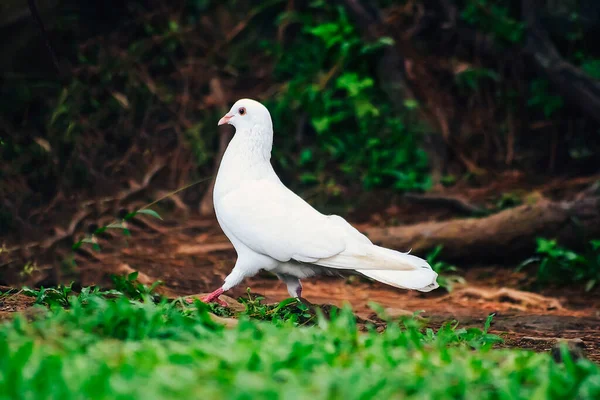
(202, 288), (228, 306)
(277, 274), (302, 298)
(186, 288), (228, 307)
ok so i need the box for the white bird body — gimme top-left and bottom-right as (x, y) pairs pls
(203, 99), (438, 303)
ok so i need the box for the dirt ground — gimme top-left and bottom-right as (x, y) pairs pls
(3, 205), (594, 362)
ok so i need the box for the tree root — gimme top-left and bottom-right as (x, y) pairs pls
(365, 193), (600, 263)
(449, 287), (563, 311)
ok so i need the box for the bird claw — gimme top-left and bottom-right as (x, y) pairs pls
(185, 288), (227, 307)
(201, 296), (228, 307)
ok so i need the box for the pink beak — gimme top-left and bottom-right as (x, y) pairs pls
(218, 114), (233, 126)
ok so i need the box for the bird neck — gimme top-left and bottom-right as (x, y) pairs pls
(215, 124), (276, 197)
(228, 123), (273, 164)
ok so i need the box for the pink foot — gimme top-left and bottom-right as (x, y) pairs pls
(186, 288), (228, 307)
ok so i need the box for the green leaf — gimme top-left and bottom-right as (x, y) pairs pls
(106, 222), (126, 229)
(311, 117), (330, 134)
(484, 313), (495, 334)
(585, 279), (596, 292)
(403, 99), (419, 110)
(135, 209), (163, 220)
(516, 257), (539, 271)
(536, 238), (557, 254)
(378, 37), (394, 46)
(168, 20), (179, 32)
(581, 59), (600, 80)
(298, 149), (313, 166)
(300, 173), (318, 184)
(128, 271), (139, 281)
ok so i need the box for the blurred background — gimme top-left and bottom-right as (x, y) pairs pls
(0, 0), (599, 346)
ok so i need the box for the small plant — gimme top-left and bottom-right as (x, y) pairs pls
(111, 271), (163, 302)
(238, 288), (315, 325)
(21, 280), (146, 307)
(495, 192), (522, 210)
(427, 313), (503, 349)
(72, 208), (162, 252)
(440, 174), (457, 187)
(528, 78), (564, 118)
(581, 59), (600, 80)
(427, 245), (466, 291)
(455, 67), (500, 92)
(22, 282), (75, 307)
(205, 302), (235, 318)
(519, 238), (600, 291)
(19, 261), (40, 278)
(461, 0), (524, 44)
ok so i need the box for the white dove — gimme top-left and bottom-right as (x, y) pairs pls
(200, 99), (438, 305)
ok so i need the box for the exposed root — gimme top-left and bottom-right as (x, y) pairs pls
(449, 287), (564, 311)
(175, 242), (233, 255)
(366, 193), (600, 263)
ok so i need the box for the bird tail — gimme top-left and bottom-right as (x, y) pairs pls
(357, 245), (438, 292)
(313, 215), (438, 292)
(358, 268), (439, 292)
(315, 244), (439, 292)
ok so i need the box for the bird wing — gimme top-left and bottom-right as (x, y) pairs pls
(215, 179), (347, 263)
(216, 179), (432, 278)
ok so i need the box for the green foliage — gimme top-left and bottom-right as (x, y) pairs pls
(520, 238), (600, 291)
(21, 276), (159, 307)
(455, 67), (500, 92)
(22, 283), (76, 308)
(427, 245), (466, 291)
(495, 192), (522, 210)
(238, 288), (316, 325)
(528, 79), (564, 118)
(1, 2), (220, 214)
(111, 272), (163, 302)
(1, 288), (599, 399)
(580, 59), (600, 80)
(425, 313), (503, 349)
(269, 3), (430, 192)
(72, 207), (162, 251)
(461, 0), (524, 44)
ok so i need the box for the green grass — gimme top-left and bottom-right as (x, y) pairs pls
(1, 287), (599, 399)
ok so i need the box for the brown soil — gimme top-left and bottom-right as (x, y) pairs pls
(3, 208), (597, 362)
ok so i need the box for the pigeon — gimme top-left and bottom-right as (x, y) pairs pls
(200, 99), (438, 305)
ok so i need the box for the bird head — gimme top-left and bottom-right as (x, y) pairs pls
(218, 99), (272, 132)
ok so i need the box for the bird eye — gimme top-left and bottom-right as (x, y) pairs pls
(238, 107), (246, 115)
